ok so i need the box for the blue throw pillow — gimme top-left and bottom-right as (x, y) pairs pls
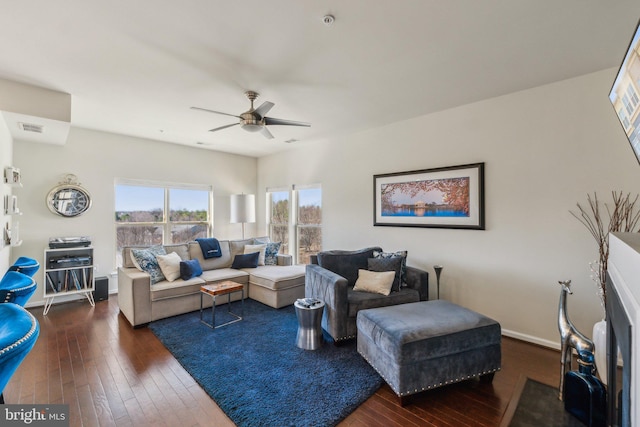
(231, 252), (260, 269)
(180, 259), (203, 281)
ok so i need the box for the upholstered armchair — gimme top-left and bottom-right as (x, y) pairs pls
(0, 303), (40, 403)
(305, 247), (429, 343)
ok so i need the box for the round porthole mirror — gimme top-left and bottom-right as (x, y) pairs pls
(46, 174), (92, 218)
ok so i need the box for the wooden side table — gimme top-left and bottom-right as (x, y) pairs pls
(200, 281), (244, 329)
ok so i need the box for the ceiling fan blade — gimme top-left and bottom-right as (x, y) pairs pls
(261, 126), (274, 139)
(191, 106), (241, 119)
(254, 101), (275, 118)
(209, 123), (239, 132)
(264, 117), (311, 127)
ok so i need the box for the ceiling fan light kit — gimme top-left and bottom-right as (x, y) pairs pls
(191, 91), (310, 140)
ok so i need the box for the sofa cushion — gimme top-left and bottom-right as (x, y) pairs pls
(163, 244), (189, 261)
(156, 252), (182, 282)
(232, 252), (260, 269)
(130, 246), (167, 284)
(180, 259), (203, 281)
(353, 269), (395, 296)
(122, 244), (188, 269)
(253, 236), (271, 244)
(368, 256), (403, 292)
(244, 244), (267, 265)
(150, 276), (206, 301)
(229, 238), (253, 259)
(347, 287), (420, 318)
(189, 240), (233, 270)
(248, 265), (306, 290)
(264, 242), (282, 266)
(316, 247), (383, 287)
(199, 268), (249, 284)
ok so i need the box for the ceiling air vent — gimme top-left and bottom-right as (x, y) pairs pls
(18, 122), (44, 133)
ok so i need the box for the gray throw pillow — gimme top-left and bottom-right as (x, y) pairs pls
(373, 250), (408, 287)
(368, 256), (403, 292)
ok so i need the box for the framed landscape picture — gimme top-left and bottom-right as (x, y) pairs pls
(373, 162), (485, 229)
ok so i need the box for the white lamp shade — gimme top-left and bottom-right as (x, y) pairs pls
(230, 194), (256, 224)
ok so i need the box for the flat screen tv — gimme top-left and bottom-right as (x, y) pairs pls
(609, 18), (640, 166)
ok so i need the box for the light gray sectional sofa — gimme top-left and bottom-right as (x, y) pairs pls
(117, 237), (305, 327)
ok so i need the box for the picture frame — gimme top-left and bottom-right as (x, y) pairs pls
(373, 162), (485, 229)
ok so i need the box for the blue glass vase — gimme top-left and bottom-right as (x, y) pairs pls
(563, 350), (607, 427)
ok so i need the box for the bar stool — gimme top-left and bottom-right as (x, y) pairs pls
(7, 257), (40, 278)
(0, 271), (37, 307)
(0, 303), (40, 403)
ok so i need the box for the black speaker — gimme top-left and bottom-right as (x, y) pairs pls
(93, 276), (109, 302)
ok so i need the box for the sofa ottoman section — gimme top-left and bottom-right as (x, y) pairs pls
(357, 300), (501, 405)
(248, 265), (306, 309)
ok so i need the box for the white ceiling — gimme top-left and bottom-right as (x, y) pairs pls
(1, 1), (640, 157)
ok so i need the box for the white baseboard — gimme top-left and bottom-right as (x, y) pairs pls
(502, 328), (560, 351)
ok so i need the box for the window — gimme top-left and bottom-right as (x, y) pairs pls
(267, 189), (290, 255)
(295, 185), (322, 264)
(267, 185), (322, 264)
(622, 84), (640, 115)
(115, 180), (212, 266)
(618, 107), (631, 129)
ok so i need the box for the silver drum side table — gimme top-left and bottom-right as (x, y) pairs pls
(294, 299), (325, 350)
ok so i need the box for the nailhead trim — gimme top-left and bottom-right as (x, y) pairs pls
(0, 310), (38, 356)
(1, 283), (37, 303)
(359, 352), (501, 396)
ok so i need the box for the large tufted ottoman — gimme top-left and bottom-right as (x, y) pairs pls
(357, 300), (501, 405)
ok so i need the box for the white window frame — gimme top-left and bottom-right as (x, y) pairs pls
(266, 184), (322, 264)
(266, 187), (292, 255)
(115, 178), (213, 266)
(293, 184), (322, 264)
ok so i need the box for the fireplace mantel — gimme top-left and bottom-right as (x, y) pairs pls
(607, 232), (640, 426)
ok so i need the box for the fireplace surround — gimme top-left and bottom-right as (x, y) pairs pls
(606, 233), (640, 426)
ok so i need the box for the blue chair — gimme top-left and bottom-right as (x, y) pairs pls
(0, 271), (37, 307)
(0, 303), (39, 403)
(7, 257), (40, 278)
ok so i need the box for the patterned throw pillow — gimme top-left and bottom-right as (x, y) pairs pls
(130, 245), (167, 284)
(373, 250), (408, 287)
(264, 242), (282, 266)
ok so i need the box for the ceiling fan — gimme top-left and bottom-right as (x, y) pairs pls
(191, 91), (310, 139)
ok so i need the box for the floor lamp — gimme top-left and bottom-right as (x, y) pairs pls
(230, 194), (255, 239)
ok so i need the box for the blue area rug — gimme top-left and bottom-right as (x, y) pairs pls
(149, 299), (383, 427)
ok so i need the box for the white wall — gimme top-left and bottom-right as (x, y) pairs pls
(13, 127), (257, 306)
(257, 69), (640, 348)
(0, 118), (13, 273)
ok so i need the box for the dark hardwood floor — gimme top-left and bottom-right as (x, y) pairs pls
(6, 296), (562, 426)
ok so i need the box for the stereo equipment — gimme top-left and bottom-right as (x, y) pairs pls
(93, 276), (109, 302)
(49, 236), (91, 249)
(47, 255), (92, 270)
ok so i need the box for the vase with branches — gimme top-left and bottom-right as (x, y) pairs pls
(570, 191), (640, 311)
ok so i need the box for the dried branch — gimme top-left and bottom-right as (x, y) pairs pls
(570, 191), (640, 308)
